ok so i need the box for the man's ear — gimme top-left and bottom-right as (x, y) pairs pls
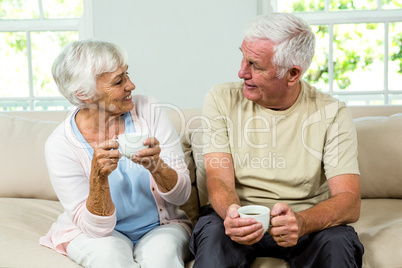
(287, 66), (302, 86)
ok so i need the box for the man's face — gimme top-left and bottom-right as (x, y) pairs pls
(238, 39), (289, 109)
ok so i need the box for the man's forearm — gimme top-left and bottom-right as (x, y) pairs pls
(207, 176), (241, 219)
(296, 192), (360, 237)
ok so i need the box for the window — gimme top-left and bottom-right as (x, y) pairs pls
(261, 0), (402, 105)
(0, 0), (84, 111)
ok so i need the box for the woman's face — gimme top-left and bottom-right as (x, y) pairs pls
(95, 65), (135, 116)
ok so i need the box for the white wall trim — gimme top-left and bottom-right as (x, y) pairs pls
(297, 10), (402, 25)
(0, 19), (80, 31)
(79, 0), (94, 39)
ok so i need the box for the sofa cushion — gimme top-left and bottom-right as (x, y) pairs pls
(191, 128), (208, 207)
(350, 199), (402, 267)
(0, 115), (59, 200)
(179, 132), (200, 225)
(354, 114), (402, 198)
(0, 198), (80, 267)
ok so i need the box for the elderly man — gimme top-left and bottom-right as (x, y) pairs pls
(189, 13), (364, 268)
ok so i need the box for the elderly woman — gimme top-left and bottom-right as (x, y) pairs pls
(39, 40), (192, 267)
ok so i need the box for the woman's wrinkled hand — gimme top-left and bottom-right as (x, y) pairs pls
(91, 138), (121, 178)
(131, 137), (161, 171)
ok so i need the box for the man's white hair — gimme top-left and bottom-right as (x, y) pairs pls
(244, 13), (316, 78)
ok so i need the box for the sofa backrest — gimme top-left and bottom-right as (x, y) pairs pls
(0, 114), (60, 200)
(354, 114), (402, 199)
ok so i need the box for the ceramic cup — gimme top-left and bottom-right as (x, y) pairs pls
(238, 205), (271, 232)
(115, 132), (149, 158)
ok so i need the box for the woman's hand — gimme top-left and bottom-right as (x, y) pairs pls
(131, 137), (161, 172)
(131, 137), (178, 193)
(91, 139), (121, 178)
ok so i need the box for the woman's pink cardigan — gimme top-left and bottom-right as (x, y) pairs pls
(39, 95), (192, 256)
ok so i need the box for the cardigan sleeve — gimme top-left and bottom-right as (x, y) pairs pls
(134, 96), (191, 206)
(45, 119), (116, 238)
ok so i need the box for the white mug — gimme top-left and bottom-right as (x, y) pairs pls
(238, 205), (271, 232)
(115, 132), (149, 158)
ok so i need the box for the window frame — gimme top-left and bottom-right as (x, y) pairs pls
(0, 0), (92, 111)
(258, 0), (402, 105)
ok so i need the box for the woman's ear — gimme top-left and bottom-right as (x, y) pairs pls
(76, 91), (91, 103)
(287, 66), (302, 86)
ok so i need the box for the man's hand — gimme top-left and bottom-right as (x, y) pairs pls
(223, 204), (265, 245)
(268, 203), (304, 247)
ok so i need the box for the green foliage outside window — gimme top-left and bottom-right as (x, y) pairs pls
(391, 33), (402, 74)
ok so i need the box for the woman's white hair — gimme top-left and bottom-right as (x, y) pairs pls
(52, 40), (128, 108)
(244, 13), (316, 78)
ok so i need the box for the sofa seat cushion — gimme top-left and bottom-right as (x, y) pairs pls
(0, 198), (80, 267)
(351, 199), (402, 268)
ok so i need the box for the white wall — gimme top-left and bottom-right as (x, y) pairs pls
(91, 0), (259, 109)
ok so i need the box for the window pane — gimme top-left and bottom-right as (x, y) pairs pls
(389, 94), (402, 105)
(0, 0), (40, 19)
(0, 32), (29, 98)
(278, 0), (325, 12)
(330, 0), (376, 11)
(42, 0), (83, 18)
(389, 22), (402, 91)
(333, 23), (384, 92)
(382, 0), (402, 9)
(31, 31), (79, 97)
(334, 94), (384, 105)
(0, 100), (30, 111)
(305, 25), (329, 91)
(34, 99), (72, 111)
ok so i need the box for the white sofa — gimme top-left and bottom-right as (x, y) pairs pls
(1, 105), (402, 268)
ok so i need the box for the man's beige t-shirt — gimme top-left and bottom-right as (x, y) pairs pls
(202, 80), (359, 212)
